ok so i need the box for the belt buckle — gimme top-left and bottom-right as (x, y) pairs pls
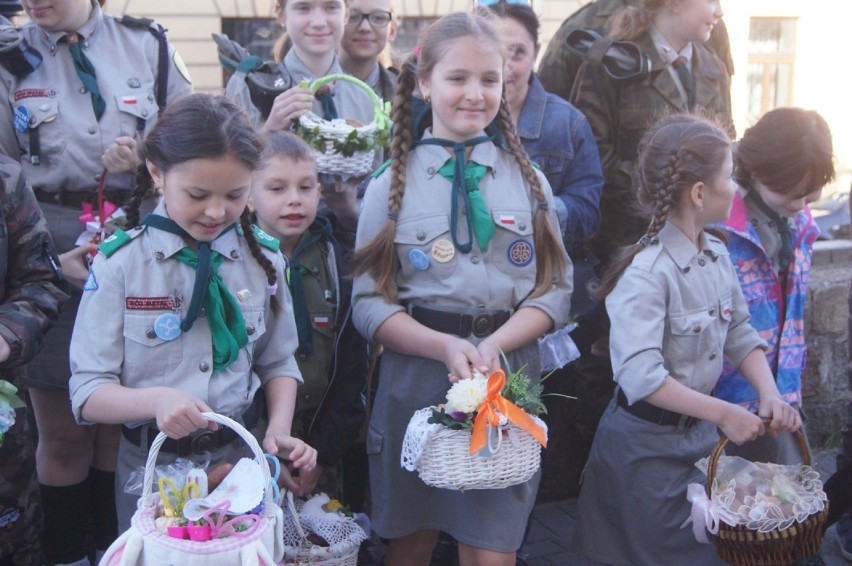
(471, 313), (495, 338)
(189, 429), (216, 454)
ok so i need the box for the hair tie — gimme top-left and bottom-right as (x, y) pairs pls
(538, 201), (548, 212)
(413, 46), (421, 57)
(387, 211), (399, 221)
(639, 235), (659, 247)
(266, 283), (278, 295)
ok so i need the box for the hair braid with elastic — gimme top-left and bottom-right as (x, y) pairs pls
(125, 162), (154, 229)
(349, 53), (418, 301)
(496, 98), (566, 298)
(644, 149), (681, 240)
(240, 209), (281, 313)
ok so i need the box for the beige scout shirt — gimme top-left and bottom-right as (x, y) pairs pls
(69, 202), (302, 427)
(0, 2), (192, 193)
(352, 135), (572, 342)
(607, 221), (766, 405)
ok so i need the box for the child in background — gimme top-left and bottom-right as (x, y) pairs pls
(574, 114), (801, 565)
(714, 107), (835, 465)
(249, 131), (367, 500)
(351, 12), (571, 565)
(339, 0), (398, 102)
(68, 94), (316, 530)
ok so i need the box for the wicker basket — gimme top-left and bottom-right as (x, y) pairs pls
(401, 407), (546, 491)
(705, 429), (829, 566)
(296, 74), (391, 178)
(278, 491), (366, 566)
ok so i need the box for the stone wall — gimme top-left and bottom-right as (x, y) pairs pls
(803, 240), (852, 448)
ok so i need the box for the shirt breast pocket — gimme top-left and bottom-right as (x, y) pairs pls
(394, 213), (458, 282)
(668, 309), (716, 362)
(489, 209), (536, 277)
(14, 98), (66, 163)
(229, 307), (267, 373)
(123, 313), (183, 382)
(115, 91), (158, 136)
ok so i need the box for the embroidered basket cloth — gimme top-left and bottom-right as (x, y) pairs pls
(278, 491), (367, 566)
(296, 74), (390, 177)
(699, 429), (828, 566)
(100, 413), (285, 565)
(401, 407), (546, 491)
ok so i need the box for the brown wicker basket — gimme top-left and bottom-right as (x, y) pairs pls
(705, 428), (829, 566)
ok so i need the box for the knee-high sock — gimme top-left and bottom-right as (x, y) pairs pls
(40, 479), (90, 564)
(90, 468), (118, 551)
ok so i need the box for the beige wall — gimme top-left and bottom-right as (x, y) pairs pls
(101, 0), (849, 181)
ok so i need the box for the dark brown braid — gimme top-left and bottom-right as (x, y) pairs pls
(496, 98), (567, 298)
(124, 162), (154, 229)
(349, 53), (418, 301)
(595, 114), (731, 298)
(240, 209), (281, 314)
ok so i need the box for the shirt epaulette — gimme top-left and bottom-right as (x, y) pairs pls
(372, 159), (391, 178)
(632, 242), (665, 272)
(98, 226), (144, 258)
(252, 225), (280, 253)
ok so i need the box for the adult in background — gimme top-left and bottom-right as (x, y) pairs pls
(0, 1), (191, 564)
(537, 0), (733, 105)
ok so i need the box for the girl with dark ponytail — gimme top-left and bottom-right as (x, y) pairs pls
(69, 94), (317, 531)
(350, 12), (571, 566)
(574, 114), (802, 564)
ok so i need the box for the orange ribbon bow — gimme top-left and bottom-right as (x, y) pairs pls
(469, 369), (547, 455)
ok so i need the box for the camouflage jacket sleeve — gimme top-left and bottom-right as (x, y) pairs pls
(0, 160), (68, 367)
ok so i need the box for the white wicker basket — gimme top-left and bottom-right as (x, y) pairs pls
(401, 407), (547, 491)
(296, 74), (391, 178)
(278, 491), (366, 566)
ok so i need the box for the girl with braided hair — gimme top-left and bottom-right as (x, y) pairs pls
(68, 93), (316, 530)
(350, 11), (571, 565)
(574, 114), (801, 565)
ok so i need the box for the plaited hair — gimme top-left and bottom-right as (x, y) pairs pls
(609, 0), (680, 40)
(596, 113), (730, 297)
(350, 11), (564, 300)
(126, 93), (280, 311)
(735, 107), (835, 198)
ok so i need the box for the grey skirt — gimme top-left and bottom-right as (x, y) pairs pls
(367, 346), (540, 553)
(574, 397), (727, 566)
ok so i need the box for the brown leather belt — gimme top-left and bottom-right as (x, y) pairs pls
(410, 305), (511, 338)
(617, 389), (698, 428)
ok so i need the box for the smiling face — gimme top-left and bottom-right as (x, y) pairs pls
(340, 0), (396, 63)
(150, 154), (253, 243)
(281, 0), (348, 62)
(496, 15), (538, 114)
(26, 0), (92, 32)
(669, 0), (723, 45)
(250, 155), (320, 255)
(418, 36), (504, 142)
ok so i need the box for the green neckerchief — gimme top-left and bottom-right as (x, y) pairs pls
(417, 135), (493, 253)
(745, 188), (793, 272)
(285, 216), (333, 359)
(142, 214), (247, 371)
(65, 33), (106, 121)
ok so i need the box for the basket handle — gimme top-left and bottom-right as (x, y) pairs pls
(282, 490), (309, 543)
(140, 412), (274, 516)
(704, 421), (811, 498)
(300, 73), (391, 132)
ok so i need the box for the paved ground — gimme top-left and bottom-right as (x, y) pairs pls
(363, 448), (848, 565)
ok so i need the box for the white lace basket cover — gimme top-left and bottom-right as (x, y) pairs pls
(401, 407), (547, 491)
(694, 455), (827, 534)
(297, 74), (390, 178)
(278, 491), (367, 566)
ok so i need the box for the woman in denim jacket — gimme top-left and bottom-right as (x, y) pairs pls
(485, 1), (603, 252)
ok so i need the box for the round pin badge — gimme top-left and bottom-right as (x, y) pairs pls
(507, 239), (534, 267)
(408, 248), (430, 271)
(127, 77), (141, 88)
(153, 312), (181, 341)
(14, 106), (30, 132)
(431, 239), (455, 263)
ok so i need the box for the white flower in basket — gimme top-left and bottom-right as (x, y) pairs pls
(295, 73), (391, 178)
(401, 368), (548, 491)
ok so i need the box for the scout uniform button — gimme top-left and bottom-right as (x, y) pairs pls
(80, 86), (87, 94)
(127, 77), (141, 88)
(230, 250), (240, 259)
(416, 231), (426, 241)
(709, 352), (718, 360)
(153, 251), (165, 261)
(408, 249), (430, 271)
(246, 324), (255, 336)
(153, 313), (181, 341)
(692, 323), (701, 333)
(708, 308), (715, 316)
(87, 127), (96, 135)
(199, 361), (210, 372)
(698, 257), (706, 267)
(432, 239), (455, 263)
(39, 103), (49, 112)
(146, 328), (156, 339)
(470, 255), (480, 264)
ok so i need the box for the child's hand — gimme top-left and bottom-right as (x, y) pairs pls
(264, 86), (314, 133)
(476, 339), (502, 375)
(294, 463), (323, 498)
(102, 136), (139, 173)
(719, 403), (765, 445)
(444, 337), (487, 383)
(59, 245), (95, 291)
(263, 433), (317, 473)
(758, 396), (802, 432)
(154, 391), (215, 439)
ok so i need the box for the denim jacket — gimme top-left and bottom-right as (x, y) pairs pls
(517, 75), (603, 250)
